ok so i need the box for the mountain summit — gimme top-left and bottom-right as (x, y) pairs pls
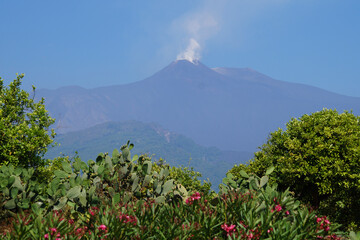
(37, 61), (360, 152)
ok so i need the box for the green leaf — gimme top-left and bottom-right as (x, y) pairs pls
(162, 180), (174, 196)
(131, 176), (139, 192)
(67, 186), (81, 199)
(155, 196), (165, 204)
(112, 193), (120, 205)
(79, 189), (87, 207)
(8, 176), (15, 186)
(0, 178), (8, 188)
(54, 170), (69, 179)
(73, 159), (81, 172)
(12, 176), (24, 191)
(123, 192), (131, 203)
(14, 167), (22, 176)
(239, 170), (249, 179)
(80, 161), (89, 172)
(97, 165), (105, 175)
(11, 187), (19, 199)
(259, 175), (269, 188)
(31, 203), (42, 215)
(132, 154), (138, 162)
(51, 178), (60, 193)
(143, 175), (152, 187)
(62, 162), (73, 174)
(265, 166), (275, 176)
(4, 199), (16, 209)
(54, 197), (67, 210)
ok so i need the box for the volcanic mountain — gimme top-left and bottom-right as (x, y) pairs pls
(38, 60), (360, 152)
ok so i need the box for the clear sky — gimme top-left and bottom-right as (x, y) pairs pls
(1, 0), (359, 97)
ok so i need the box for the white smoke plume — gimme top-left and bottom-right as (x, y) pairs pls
(174, 8), (220, 64)
(177, 38), (201, 63)
(165, 0), (286, 65)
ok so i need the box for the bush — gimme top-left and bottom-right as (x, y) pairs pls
(0, 74), (55, 168)
(229, 109), (360, 230)
(2, 166), (346, 239)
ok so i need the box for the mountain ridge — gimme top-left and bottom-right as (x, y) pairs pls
(47, 120), (252, 188)
(37, 60), (360, 152)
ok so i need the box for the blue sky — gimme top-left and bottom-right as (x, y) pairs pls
(1, 0), (359, 97)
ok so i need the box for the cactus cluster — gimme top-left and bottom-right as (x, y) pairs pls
(0, 141), (188, 215)
(0, 164), (46, 210)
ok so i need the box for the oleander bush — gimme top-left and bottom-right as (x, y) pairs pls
(0, 150), (348, 239)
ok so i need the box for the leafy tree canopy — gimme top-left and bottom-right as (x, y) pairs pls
(229, 109), (360, 230)
(0, 74), (55, 168)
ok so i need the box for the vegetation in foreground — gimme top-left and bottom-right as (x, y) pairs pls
(0, 150), (346, 239)
(229, 109), (360, 231)
(0, 75), (359, 239)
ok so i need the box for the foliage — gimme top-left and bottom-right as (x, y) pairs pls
(1, 166), (346, 239)
(229, 109), (360, 230)
(0, 142), (187, 218)
(36, 156), (72, 184)
(169, 165), (213, 197)
(151, 157), (213, 197)
(0, 74), (55, 168)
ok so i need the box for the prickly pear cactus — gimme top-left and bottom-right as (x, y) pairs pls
(0, 164), (46, 210)
(0, 141), (189, 214)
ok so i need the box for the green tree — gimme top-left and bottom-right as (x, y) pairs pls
(0, 74), (55, 168)
(229, 109), (360, 230)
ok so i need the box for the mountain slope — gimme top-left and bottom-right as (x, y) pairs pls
(46, 121), (252, 188)
(38, 60), (360, 152)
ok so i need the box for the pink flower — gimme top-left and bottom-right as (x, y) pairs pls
(275, 204), (282, 212)
(317, 217), (322, 223)
(68, 219), (74, 224)
(192, 192), (201, 200)
(44, 234), (49, 239)
(50, 228), (57, 235)
(98, 224), (107, 231)
(285, 210), (290, 215)
(221, 224), (236, 236)
(186, 192), (201, 205)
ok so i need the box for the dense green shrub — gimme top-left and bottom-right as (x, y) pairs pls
(1, 166), (346, 239)
(229, 109), (360, 230)
(151, 157), (213, 197)
(0, 74), (55, 168)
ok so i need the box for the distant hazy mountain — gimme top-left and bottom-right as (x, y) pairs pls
(46, 121), (252, 188)
(38, 60), (360, 152)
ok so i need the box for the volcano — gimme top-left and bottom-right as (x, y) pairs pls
(38, 60), (360, 152)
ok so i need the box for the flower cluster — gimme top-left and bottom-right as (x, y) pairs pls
(270, 197), (289, 215)
(118, 213), (137, 226)
(221, 224), (236, 237)
(44, 227), (62, 240)
(317, 216), (331, 232)
(315, 216), (342, 240)
(237, 221), (262, 240)
(89, 206), (100, 216)
(185, 192), (201, 205)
